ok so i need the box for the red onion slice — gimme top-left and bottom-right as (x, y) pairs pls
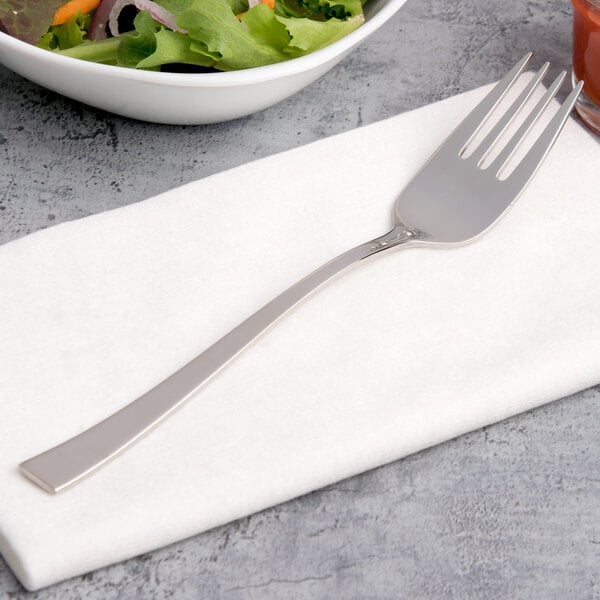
(108, 0), (187, 37)
(89, 0), (119, 40)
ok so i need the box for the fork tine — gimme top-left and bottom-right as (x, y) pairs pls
(470, 62), (549, 166)
(500, 80), (583, 187)
(490, 71), (567, 176)
(448, 52), (532, 155)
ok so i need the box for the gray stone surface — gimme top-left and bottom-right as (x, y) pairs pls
(1, 0), (599, 597)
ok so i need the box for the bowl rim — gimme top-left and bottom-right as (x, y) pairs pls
(0, 0), (406, 87)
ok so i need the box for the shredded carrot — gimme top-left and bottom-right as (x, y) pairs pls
(52, 0), (101, 26)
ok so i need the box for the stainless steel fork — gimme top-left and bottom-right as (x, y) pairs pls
(20, 53), (583, 494)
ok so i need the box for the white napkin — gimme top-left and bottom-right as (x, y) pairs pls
(1, 80), (599, 591)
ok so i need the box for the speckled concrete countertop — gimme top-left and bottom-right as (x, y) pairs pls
(1, 0), (599, 597)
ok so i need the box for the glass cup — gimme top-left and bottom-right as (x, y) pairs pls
(572, 0), (600, 134)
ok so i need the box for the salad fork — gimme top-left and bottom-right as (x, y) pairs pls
(20, 53), (583, 493)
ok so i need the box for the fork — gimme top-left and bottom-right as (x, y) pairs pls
(20, 53), (583, 494)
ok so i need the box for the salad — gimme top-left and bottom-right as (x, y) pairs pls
(0, 0), (366, 71)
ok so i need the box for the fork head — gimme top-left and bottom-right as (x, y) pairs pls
(394, 53), (583, 245)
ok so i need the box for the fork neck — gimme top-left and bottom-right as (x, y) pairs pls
(361, 224), (422, 258)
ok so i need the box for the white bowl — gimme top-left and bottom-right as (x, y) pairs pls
(0, 0), (407, 124)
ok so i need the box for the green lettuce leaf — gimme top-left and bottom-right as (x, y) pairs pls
(274, 0), (352, 21)
(37, 11), (91, 51)
(277, 0), (363, 55)
(177, 0), (288, 70)
(240, 3), (289, 53)
(118, 11), (215, 69)
(115, 10), (158, 67)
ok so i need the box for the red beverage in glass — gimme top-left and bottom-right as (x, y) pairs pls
(572, 0), (600, 134)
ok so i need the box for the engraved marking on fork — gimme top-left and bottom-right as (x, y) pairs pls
(369, 226), (419, 250)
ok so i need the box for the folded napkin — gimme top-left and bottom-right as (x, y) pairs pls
(1, 79), (600, 591)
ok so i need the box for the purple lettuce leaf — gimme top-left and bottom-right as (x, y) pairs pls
(0, 0), (66, 44)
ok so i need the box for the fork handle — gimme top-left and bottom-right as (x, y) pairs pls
(19, 226), (417, 493)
